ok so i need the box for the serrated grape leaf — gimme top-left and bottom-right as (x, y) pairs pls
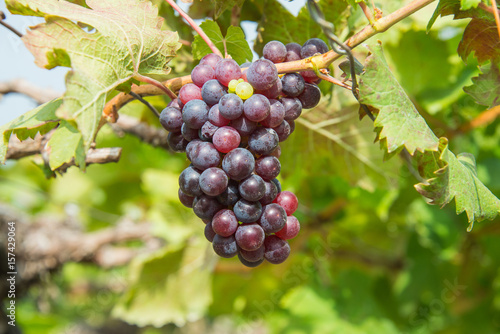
(460, 0), (481, 10)
(47, 121), (86, 170)
(254, 0), (349, 54)
(415, 138), (500, 227)
(358, 43), (439, 155)
(113, 239), (217, 327)
(427, 0), (490, 31)
(458, 18), (500, 64)
(464, 62), (500, 108)
(0, 98), (61, 163)
(6, 0), (181, 167)
(211, 0), (245, 18)
(192, 20), (252, 64)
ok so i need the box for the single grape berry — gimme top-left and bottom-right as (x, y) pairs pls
(263, 40), (287, 63)
(167, 98), (183, 109)
(281, 97), (302, 121)
(239, 245), (265, 262)
(233, 199), (262, 223)
(200, 53), (223, 70)
(212, 126), (241, 153)
(202, 79), (227, 106)
(300, 38), (329, 58)
(255, 78), (282, 99)
(231, 116), (257, 137)
(243, 94), (270, 122)
(235, 223), (265, 251)
(219, 93), (244, 120)
(235, 82), (254, 100)
(199, 121), (219, 141)
(285, 42), (302, 62)
(275, 215), (300, 240)
(259, 203), (287, 233)
(217, 180), (240, 206)
(212, 209), (239, 237)
(222, 148), (255, 181)
(179, 83), (202, 105)
(191, 64), (216, 87)
(185, 139), (202, 161)
(255, 156), (281, 180)
(281, 73), (305, 97)
(264, 235), (291, 264)
(215, 59), (242, 86)
(178, 188), (195, 208)
(259, 180), (278, 205)
(199, 167), (229, 196)
(182, 123), (200, 141)
(246, 59), (278, 91)
(159, 107), (183, 133)
(273, 191), (298, 215)
(179, 166), (203, 197)
(193, 194), (225, 220)
(204, 222), (216, 242)
(248, 127), (279, 155)
(167, 132), (188, 152)
(273, 120), (291, 142)
(238, 253), (264, 267)
(190, 142), (221, 170)
(239, 174), (266, 201)
(271, 178), (282, 193)
(212, 234), (238, 258)
(182, 99), (209, 129)
(260, 99), (285, 128)
(208, 104), (230, 127)
(297, 83), (321, 109)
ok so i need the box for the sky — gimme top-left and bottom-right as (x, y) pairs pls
(0, 0), (304, 126)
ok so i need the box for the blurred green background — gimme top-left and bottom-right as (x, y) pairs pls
(1, 0), (500, 333)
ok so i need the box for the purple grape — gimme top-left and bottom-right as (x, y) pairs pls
(243, 94), (270, 122)
(179, 83), (202, 105)
(235, 223), (265, 251)
(212, 209), (238, 237)
(271, 178), (282, 193)
(191, 64), (216, 87)
(289, 119), (296, 134)
(178, 188), (195, 208)
(238, 253), (264, 267)
(202, 79), (227, 106)
(285, 42), (302, 62)
(273, 120), (291, 142)
(233, 199), (262, 223)
(212, 234), (238, 258)
(239, 174), (266, 201)
(186, 139), (202, 161)
(281, 73), (305, 97)
(259, 203), (287, 233)
(247, 59), (278, 91)
(264, 235), (290, 264)
(219, 93), (244, 120)
(182, 99), (209, 129)
(239, 245), (265, 262)
(273, 191), (298, 215)
(248, 127), (279, 155)
(167, 98), (183, 109)
(215, 59), (242, 86)
(159, 107), (183, 132)
(263, 40), (287, 63)
(281, 97), (302, 121)
(222, 148), (255, 181)
(300, 70), (321, 84)
(259, 180), (278, 205)
(208, 104), (230, 127)
(182, 123), (200, 141)
(260, 99), (285, 128)
(212, 126), (241, 153)
(255, 78), (282, 99)
(200, 53), (223, 70)
(204, 222), (216, 242)
(167, 132), (188, 152)
(300, 38), (329, 58)
(231, 116), (257, 137)
(199, 121), (219, 141)
(179, 166), (203, 197)
(255, 156), (281, 180)
(199, 167), (228, 196)
(217, 180), (240, 206)
(275, 215), (300, 240)
(190, 141), (221, 170)
(193, 194), (225, 220)
(297, 83), (321, 109)
(269, 145), (281, 158)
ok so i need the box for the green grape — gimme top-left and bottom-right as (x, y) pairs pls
(228, 79), (239, 93)
(236, 82), (254, 100)
(238, 78), (244, 83)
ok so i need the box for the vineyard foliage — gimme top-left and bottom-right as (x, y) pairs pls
(1, 0), (500, 333)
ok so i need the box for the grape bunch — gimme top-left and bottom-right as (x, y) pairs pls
(159, 38), (326, 267)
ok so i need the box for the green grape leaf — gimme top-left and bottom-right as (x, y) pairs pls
(359, 42), (500, 226)
(458, 18), (500, 64)
(427, 0), (489, 31)
(6, 0), (181, 167)
(113, 239), (217, 327)
(359, 43), (439, 155)
(46, 121), (86, 170)
(460, 0), (481, 10)
(254, 0), (349, 54)
(415, 138), (500, 227)
(0, 98), (61, 163)
(192, 20), (252, 64)
(464, 62), (500, 108)
(211, 0), (245, 18)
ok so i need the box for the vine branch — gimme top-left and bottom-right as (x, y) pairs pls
(103, 0), (436, 120)
(0, 11), (23, 37)
(164, 0), (223, 58)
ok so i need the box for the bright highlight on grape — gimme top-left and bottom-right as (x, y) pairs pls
(159, 39), (325, 267)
